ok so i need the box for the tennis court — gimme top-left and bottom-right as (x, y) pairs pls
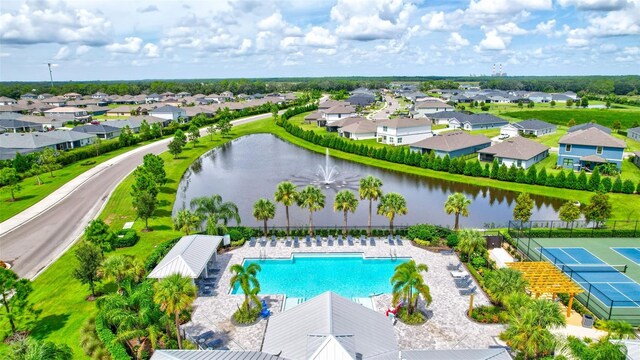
(541, 247), (640, 307)
(612, 248), (640, 265)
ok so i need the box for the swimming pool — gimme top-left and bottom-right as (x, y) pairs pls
(231, 253), (409, 298)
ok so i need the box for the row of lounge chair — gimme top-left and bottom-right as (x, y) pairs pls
(448, 262), (477, 296)
(248, 234), (404, 247)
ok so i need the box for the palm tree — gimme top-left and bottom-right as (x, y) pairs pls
(253, 198), (276, 237)
(100, 255), (144, 294)
(483, 268), (527, 306)
(456, 229), (486, 262)
(229, 263), (262, 313)
(190, 194), (241, 235)
(377, 193), (408, 235)
(359, 176), (383, 236)
(153, 274), (197, 350)
(333, 190), (359, 235)
(172, 209), (200, 235)
(390, 260), (432, 316)
(599, 320), (636, 339)
(503, 299), (565, 359)
(296, 185), (326, 236)
(444, 192), (472, 230)
(274, 181), (298, 236)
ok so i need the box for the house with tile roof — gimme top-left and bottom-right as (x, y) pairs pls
(338, 120), (377, 140)
(557, 127), (626, 170)
(450, 113), (508, 131)
(500, 119), (556, 138)
(478, 137), (550, 169)
(410, 131), (491, 158)
(376, 118), (432, 146)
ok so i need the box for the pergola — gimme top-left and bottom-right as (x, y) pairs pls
(507, 261), (584, 317)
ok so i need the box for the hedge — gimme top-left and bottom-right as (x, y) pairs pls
(95, 314), (131, 360)
(277, 116), (640, 195)
(144, 237), (181, 271)
(509, 228), (639, 238)
(113, 229), (139, 248)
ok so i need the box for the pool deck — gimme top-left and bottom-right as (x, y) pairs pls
(183, 239), (505, 351)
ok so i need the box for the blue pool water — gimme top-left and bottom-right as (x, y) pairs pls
(231, 254), (409, 298)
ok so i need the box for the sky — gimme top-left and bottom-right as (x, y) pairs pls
(0, 0), (639, 81)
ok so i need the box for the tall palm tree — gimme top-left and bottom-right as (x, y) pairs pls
(253, 198), (276, 237)
(274, 181), (298, 236)
(153, 274), (197, 350)
(172, 209), (201, 235)
(390, 260), (432, 316)
(444, 192), (472, 230)
(100, 255), (144, 294)
(456, 229), (486, 262)
(333, 190), (359, 235)
(483, 268), (527, 306)
(296, 185), (326, 236)
(377, 193), (408, 235)
(190, 194), (241, 235)
(359, 176), (383, 236)
(229, 263), (262, 313)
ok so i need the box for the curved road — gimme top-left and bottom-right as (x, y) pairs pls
(0, 112), (275, 279)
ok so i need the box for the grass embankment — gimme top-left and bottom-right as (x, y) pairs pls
(502, 109), (640, 129)
(5, 117), (640, 358)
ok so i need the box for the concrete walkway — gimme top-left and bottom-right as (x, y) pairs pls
(0, 112), (276, 279)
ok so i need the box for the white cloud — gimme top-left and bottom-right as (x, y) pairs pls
(0, 1), (112, 45)
(105, 37), (143, 53)
(447, 32), (470, 50)
(598, 43), (618, 53)
(257, 11), (301, 36)
(624, 46), (640, 55)
(495, 22), (528, 35)
(53, 46), (70, 60)
(137, 5), (159, 13)
(76, 45), (91, 55)
(316, 48), (337, 55)
(557, 0), (631, 11)
(475, 29), (510, 51)
(143, 43), (160, 57)
(304, 26), (338, 47)
(331, 0), (414, 40)
(421, 10), (464, 31)
(566, 36), (589, 47)
(535, 19), (556, 35)
(564, 1), (640, 45)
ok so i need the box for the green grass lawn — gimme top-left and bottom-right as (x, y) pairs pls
(502, 109), (640, 129)
(4, 116), (640, 358)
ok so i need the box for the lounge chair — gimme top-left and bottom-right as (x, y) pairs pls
(451, 270), (469, 278)
(337, 235), (344, 246)
(347, 235), (354, 246)
(315, 235), (322, 246)
(305, 235), (312, 246)
(370, 237), (376, 246)
(447, 263), (462, 271)
(205, 338), (224, 350)
(270, 235), (277, 246)
(327, 236), (334, 246)
(285, 236), (292, 247)
(293, 236), (300, 247)
(396, 235), (403, 245)
(455, 279), (473, 288)
(249, 237), (256, 247)
(388, 235), (395, 245)
(360, 235), (367, 246)
(260, 237), (267, 247)
(440, 249), (455, 255)
(459, 286), (477, 296)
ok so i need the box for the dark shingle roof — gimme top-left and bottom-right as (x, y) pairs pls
(512, 119), (556, 131)
(72, 124), (120, 134)
(568, 123), (611, 134)
(461, 114), (508, 126)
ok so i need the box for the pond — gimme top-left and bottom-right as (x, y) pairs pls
(174, 134), (562, 228)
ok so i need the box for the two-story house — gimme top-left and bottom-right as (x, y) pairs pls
(44, 106), (91, 122)
(150, 105), (187, 121)
(321, 105), (357, 126)
(413, 100), (454, 117)
(557, 127), (626, 170)
(376, 118), (432, 146)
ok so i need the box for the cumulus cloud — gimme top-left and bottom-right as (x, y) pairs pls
(257, 11), (302, 36)
(475, 29), (510, 51)
(447, 32), (470, 50)
(535, 19), (556, 35)
(331, 0), (414, 40)
(137, 5), (159, 13)
(495, 22), (528, 35)
(0, 1), (112, 45)
(421, 11), (463, 31)
(53, 46), (70, 60)
(143, 43), (160, 57)
(564, 2), (640, 46)
(304, 26), (338, 47)
(105, 37), (143, 53)
(76, 45), (91, 55)
(557, 0), (631, 11)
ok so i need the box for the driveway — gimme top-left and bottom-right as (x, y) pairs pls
(0, 112), (276, 279)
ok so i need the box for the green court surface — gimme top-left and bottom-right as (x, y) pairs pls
(513, 236), (640, 324)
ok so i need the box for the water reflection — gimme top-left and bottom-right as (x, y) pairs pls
(174, 134), (562, 228)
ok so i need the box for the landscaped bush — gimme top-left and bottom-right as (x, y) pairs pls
(446, 233), (459, 247)
(112, 229), (139, 248)
(396, 306), (425, 325)
(232, 306), (261, 325)
(407, 224), (439, 242)
(471, 305), (509, 324)
(512, 228), (639, 238)
(95, 314), (130, 360)
(144, 237), (181, 271)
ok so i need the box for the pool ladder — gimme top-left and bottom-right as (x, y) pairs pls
(259, 249), (266, 260)
(389, 249), (397, 260)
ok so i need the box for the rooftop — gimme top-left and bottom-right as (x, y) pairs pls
(511, 119), (556, 130)
(148, 235), (223, 279)
(478, 137), (550, 160)
(378, 117), (431, 129)
(410, 131), (491, 152)
(559, 127), (625, 148)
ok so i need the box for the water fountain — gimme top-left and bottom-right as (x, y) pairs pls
(290, 148), (360, 190)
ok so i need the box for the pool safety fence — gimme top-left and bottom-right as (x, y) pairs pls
(510, 234), (640, 324)
(508, 220), (640, 238)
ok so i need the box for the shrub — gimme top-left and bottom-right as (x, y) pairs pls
(95, 314), (130, 360)
(112, 229), (139, 248)
(396, 306), (425, 325)
(228, 229), (243, 241)
(407, 224), (438, 242)
(446, 233), (459, 247)
(412, 239), (430, 247)
(232, 306), (260, 325)
(471, 305), (509, 324)
(144, 237), (181, 271)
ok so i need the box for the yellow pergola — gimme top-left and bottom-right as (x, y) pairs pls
(507, 261), (584, 317)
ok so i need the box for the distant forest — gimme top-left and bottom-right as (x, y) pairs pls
(0, 75), (638, 99)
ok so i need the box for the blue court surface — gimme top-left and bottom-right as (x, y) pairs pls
(613, 248), (640, 265)
(541, 247), (640, 307)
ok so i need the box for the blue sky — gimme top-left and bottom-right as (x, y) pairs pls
(1, 0), (639, 81)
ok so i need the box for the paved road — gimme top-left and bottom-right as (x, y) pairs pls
(0, 112), (275, 279)
(370, 95), (400, 120)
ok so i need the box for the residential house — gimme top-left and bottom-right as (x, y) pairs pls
(91, 92), (109, 99)
(376, 118), (432, 146)
(145, 93), (161, 103)
(84, 105), (110, 115)
(11, 114), (63, 130)
(478, 137), (549, 169)
(0, 97), (17, 106)
(410, 131), (491, 158)
(63, 92), (82, 100)
(72, 123), (121, 139)
(184, 106), (215, 119)
(0, 104), (28, 113)
(44, 107), (91, 122)
(304, 111), (323, 124)
(321, 105), (357, 125)
(220, 91), (234, 101)
(21, 93), (38, 100)
(568, 123), (611, 134)
(500, 119), (556, 138)
(102, 115), (168, 133)
(0, 119), (42, 133)
(106, 106), (134, 117)
(450, 114), (508, 131)
(150, 105), (187, 121)
(0, 131), (96, 160)
(42, 96), (67, 107)
(37, 93), (54, 100)
(338, 120), (377, 140)
(557, 127), (626, 170)
(176, 91), (192, 98)
(325, 116), (364, 132)
(427, 111), (467, 125)
(347, 93), (376, 107)
(527, 92), (552, 103)
(318, 100), (350, 111)
(628, 127), (640, 142)
(413, 100), (454, 116)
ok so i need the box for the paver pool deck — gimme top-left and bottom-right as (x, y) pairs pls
(183, 239), (505, 351)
